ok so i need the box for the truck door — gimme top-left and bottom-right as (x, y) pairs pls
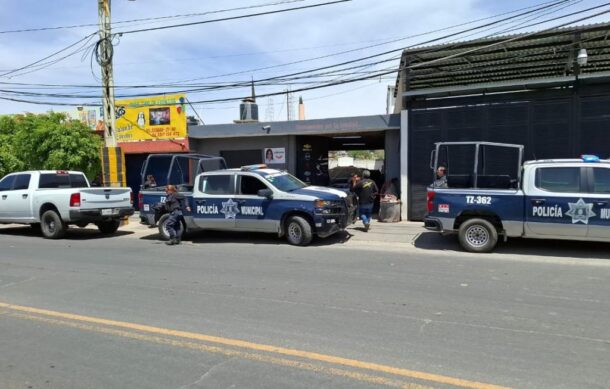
(0, 174), (16, 221)
(525, 166), (587, 237)
(192, 173), (236, 230)
(234, 174), (276, 232)
(5, 174), (33, 221)
(586, 166), (610, 238)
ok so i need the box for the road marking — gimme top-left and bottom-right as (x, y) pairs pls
(4, 312), (428, 389)
(0, 301), (508, 389)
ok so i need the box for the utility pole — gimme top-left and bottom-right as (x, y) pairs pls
(286, 88), (295, 121)
(98, 0), (117, 147)
(97, 0), (125, 188)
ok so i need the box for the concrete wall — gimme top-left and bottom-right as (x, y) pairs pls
(399, 111), (409, 221)
(190, 135), (294, 173)
(385, 129), (400, 181)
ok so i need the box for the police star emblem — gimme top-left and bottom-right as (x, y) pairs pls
(565, 198), (596, 224)
(220, 199), (240, 219)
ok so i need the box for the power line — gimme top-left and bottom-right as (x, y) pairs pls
(0, 33), (97, 78)
(147, 0), (575, 86)
(115, 0), (351, 35)
(0, 0), (348, 81)
(181, 6), (610, 105)
(2, 1), (609, 106)
(0, 0), (571, 87)
(0, 0), (308, 34)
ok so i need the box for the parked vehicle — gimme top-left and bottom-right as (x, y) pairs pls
(140, 164), (357, 246)
(0, 170), (134, 238)
(424, 142), (610, 252)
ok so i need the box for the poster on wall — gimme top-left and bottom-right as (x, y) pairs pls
(263, 148), (285, 164)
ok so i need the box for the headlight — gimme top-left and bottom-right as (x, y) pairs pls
(314, 199), (330, 208)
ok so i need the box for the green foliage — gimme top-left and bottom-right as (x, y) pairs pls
(0, 113), (102, 179)
(347, 150), (385, 160)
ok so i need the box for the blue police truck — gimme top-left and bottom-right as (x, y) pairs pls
(424, 141), (610, 252)
(140, 160), (356, 246)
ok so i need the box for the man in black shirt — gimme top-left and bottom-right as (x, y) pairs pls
(164, 185), (191, 245)
(353, 170), (378, 231)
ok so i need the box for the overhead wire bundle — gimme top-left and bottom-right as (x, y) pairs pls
(1, 0), (609, 108)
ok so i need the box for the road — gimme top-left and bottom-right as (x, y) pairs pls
(0, 224), (609, 389)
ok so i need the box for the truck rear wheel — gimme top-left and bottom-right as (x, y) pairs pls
(158, 213), (184, 241)
(97, 220), (120, 234)
(285, 216), (313, 246)
(458, 218), (498, 253)
(40, 210), (66, 239)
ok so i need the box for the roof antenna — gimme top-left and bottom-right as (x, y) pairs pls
(251, 76), (256, 103)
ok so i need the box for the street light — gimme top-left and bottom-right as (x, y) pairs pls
(576, 48), (588, 66)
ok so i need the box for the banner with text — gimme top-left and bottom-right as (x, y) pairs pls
(115, 94), (187, 142)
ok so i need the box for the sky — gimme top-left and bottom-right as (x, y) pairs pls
(0, 0), (609, 124)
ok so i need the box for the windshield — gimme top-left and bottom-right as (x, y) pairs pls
(263, 172), (307, 192)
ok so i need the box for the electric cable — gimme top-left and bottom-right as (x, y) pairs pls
(2, 1), (609, 106)
(0, 0), (308, 34)
(114, 0), (351, 35)
(0, 0), (573, 88)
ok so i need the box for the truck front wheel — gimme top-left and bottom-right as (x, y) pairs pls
(40, 210), (67, 239)
(458, 218), (498, 253)
(285, 216), (313, 246)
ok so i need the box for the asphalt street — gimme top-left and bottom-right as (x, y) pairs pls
(0, 223), (609, 389)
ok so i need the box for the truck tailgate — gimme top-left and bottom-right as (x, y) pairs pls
(80, 188), (132, 210)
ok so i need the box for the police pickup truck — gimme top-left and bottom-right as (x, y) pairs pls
(140, 164), (355, 246)
(424, 141), (610, 252)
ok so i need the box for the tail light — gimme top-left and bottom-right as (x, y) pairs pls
(70, 193), (81, 207)
(138, 193), (143, 209)
(427, 191), (435, 213)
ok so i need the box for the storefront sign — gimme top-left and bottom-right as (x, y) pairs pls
(115, 94), (187, 142)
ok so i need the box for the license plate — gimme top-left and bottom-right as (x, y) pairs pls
(101, 209), (116, 216)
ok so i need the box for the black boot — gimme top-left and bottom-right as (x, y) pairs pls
(165, 238), (176, 245)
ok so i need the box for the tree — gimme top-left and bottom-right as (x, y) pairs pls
(0, 116), (24, 177)
(0, 113), (102, 179)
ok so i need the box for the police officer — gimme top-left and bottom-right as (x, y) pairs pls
(164, 185), (191, 246)
(353, 170), (378, 231)
(433, 164), (448, 188)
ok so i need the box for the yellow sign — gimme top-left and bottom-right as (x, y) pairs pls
(115, 94), (187, 142)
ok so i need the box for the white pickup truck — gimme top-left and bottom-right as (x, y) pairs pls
(0, 170), (134, 238)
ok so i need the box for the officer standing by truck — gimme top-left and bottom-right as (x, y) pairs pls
(353, 170), (378, 231)
(164, 185), (191, 246)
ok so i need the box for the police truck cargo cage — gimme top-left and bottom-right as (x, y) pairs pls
(424, 141), (610, 252)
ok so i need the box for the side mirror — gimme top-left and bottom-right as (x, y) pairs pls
(429, 150), (436, 170)
(257, 189), (273, 199)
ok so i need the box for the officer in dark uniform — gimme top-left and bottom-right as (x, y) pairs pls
(353, 170), (378, 231)
(433, 164), (448, 188)
(164, 185), (191, 245)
